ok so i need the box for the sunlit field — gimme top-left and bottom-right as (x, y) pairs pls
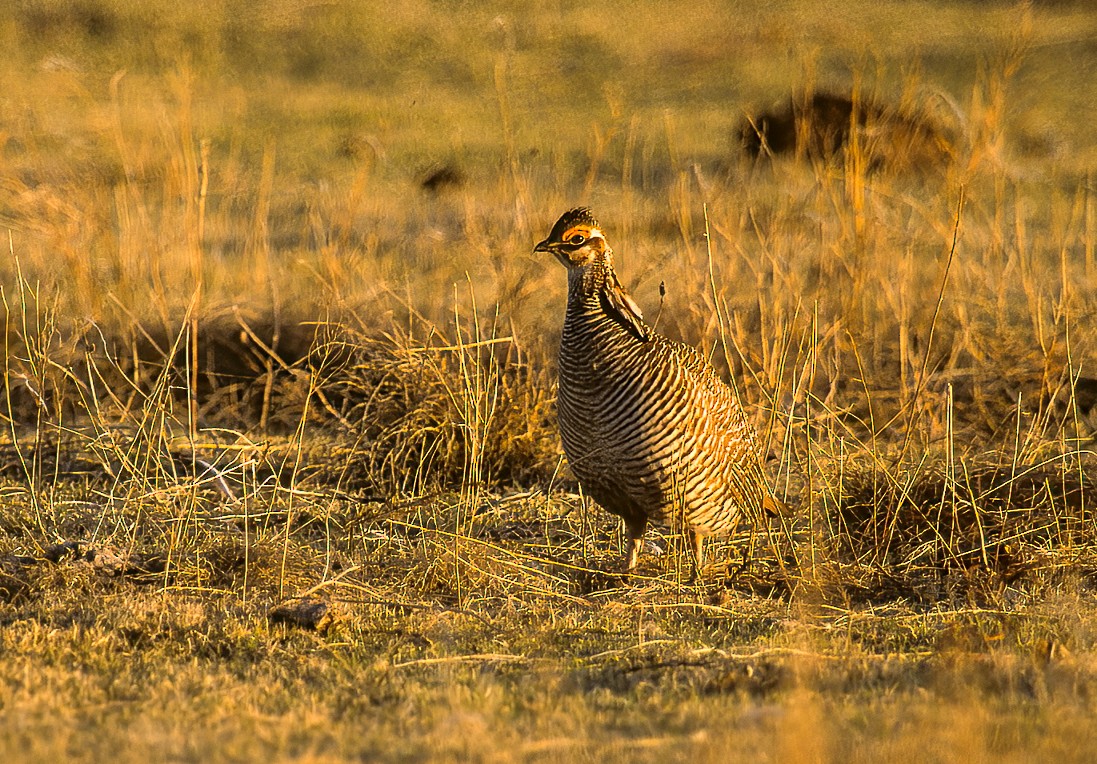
(2, 1), (1097, 760)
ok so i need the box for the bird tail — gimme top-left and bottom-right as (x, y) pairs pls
(762, 494), (789, 518)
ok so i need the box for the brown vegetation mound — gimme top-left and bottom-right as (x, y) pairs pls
(741, 92), (956, 172)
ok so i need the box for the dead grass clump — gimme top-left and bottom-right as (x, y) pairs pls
(323, 316), (559, 496)
(119, 316), (321, 432)
(420, 165), (466, 195)
(829, 458), (1096, 583)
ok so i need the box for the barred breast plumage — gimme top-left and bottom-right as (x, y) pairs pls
(534, 207), (782, 572)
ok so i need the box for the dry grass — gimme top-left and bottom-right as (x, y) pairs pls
(2, 0), (1097, 760)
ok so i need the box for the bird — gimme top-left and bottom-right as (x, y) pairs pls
(534, 207), (783, 573)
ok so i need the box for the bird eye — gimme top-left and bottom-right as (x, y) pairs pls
(568, 233), (586, 245)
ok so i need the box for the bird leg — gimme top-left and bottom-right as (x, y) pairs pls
(689, 529), (705, 583)
(624, 536), (643, 573)
(623, 518), (647, 573)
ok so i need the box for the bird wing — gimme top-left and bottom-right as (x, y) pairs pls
(660, 336), (779, 519)
(600, 272), (650, 342)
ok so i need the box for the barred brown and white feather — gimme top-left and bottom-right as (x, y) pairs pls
(535, 207), (781, 572)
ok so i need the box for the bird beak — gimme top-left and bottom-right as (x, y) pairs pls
(533, 238), (552, 254)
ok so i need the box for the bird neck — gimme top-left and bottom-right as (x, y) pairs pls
(566, 255), (614, 312)
(565, 253), (649, 342)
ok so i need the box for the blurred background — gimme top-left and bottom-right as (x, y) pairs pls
(1, 0), (1095, 485)
(4, 0), (1096, 312)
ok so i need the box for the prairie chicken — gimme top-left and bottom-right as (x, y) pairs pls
(535, 207), (782, 572)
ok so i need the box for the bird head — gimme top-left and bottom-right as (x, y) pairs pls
(533, 207), (609, 269)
